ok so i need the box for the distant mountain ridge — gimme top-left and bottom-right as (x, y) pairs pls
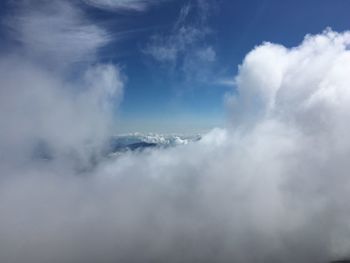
(108, 133), (201, 155)
(32, 133), (202, 167)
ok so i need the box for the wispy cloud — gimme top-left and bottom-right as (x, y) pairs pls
(5, 0), (110, 67)
(143, 0), (217, 83)
(82, 0), (171, 11)
(216, 77), (236, 87)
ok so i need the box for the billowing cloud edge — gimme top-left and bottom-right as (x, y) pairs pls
(2, 8), (350, 261)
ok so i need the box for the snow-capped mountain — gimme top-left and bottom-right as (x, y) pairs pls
(108, 133), (201, 155)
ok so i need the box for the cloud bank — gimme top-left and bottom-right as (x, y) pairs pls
(1, 2), (350, 261)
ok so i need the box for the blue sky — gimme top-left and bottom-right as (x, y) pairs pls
(2, 0), (350, 133)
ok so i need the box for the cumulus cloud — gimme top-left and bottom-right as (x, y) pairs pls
(226, 28), (350, 132)
(143, 0), (217, 82)
(1, 3), (350, 261)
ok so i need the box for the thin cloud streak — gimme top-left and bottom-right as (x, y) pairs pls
(82, 0), (171, 11)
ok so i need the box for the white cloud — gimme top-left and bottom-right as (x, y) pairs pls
(226, 28), (350, 133)
(0, 0), (124, 167)
(83, 0), (170, 11)
(0, 59), (123, 170)
(6, 0), (110, 66)
(143, 0), (217, 82)
(2, 4), (350, 261)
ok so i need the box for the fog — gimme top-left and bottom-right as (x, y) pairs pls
(1, 1), (350, 262)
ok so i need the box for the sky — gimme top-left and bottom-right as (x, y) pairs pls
(2, 0), (350, 133)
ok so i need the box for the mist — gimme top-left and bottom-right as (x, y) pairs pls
(1, 1), (350, 262)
